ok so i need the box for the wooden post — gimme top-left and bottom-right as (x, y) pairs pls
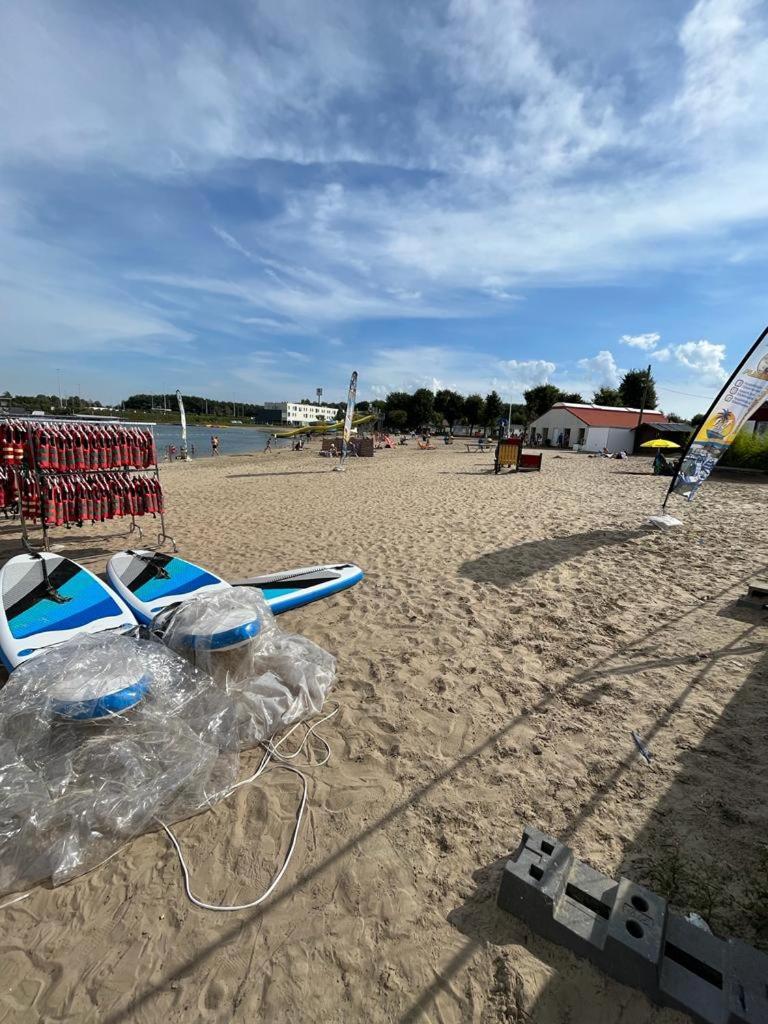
(635, 364), (651, 452)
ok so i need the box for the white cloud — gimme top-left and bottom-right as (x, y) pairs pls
(620, 332), (661, 350)
(0, 0), (767, 402)
(578, 350), (620, 387)
(674, 339), (727, 380)
(674, 0), (767, 141)
(497, 358), (556, 390)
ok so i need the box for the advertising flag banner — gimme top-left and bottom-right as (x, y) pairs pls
(340, 371), (358, 463)
(176, 390), (188, 460)
(666, 326), (768, 504)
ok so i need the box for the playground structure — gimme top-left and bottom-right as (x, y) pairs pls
(275, 414), (376, 439)
(494, 437), (543, 474)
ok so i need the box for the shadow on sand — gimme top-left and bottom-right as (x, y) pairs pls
(437, 623), (768, 1021)
(459, 528), (646, 585)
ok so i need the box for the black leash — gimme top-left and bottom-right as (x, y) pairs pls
(31, 552), (71, 605)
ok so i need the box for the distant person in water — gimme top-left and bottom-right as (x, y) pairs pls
(211, 435), (220, 456)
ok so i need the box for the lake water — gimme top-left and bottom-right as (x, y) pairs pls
(152, 423), (295, 459)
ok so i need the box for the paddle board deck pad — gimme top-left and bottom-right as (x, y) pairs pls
(231, 563), (364, 614)
(0, 553), (137, 672)
(107, 550), (261, 651)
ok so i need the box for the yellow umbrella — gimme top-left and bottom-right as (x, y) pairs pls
(640, 438), (681, 449)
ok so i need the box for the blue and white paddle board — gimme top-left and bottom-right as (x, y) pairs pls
(0, 553), (137, 672)
(106, 550), (230, 626)
(231, 563), (364, 614)
(107, 549), (261, 651)
(108, 551), (364, 622)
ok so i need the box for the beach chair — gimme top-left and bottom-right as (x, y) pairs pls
(418, 440), (435, 450)
(494, 438), (521, 473)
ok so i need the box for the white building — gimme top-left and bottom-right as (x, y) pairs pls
(528, 403), (669, 454)
(263, 401), (339, 426)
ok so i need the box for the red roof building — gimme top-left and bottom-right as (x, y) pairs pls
(554, 404), (668, 428)
(528, 403), (669, 454)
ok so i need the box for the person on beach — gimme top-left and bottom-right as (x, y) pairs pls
(265, 435), (273, 452)
(211, 435), (220, 456)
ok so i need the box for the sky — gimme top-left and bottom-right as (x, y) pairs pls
(1, 0), (767, 417)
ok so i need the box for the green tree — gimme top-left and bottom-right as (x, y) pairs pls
(560, 392), (584, 403)
(411, 387), (435, 429)
(483, 390), (504, 436)
(463, 393), (485, 433)
(523, 384), (563, 420)
(388, 409), (408, 430)
(690, 412), (706, 429)
(593, 386), (622, 406)
(619, 368), (657, 410)
(665, 412), (687, 423)
(385, 391), (414, 427)
(434, 389), (465, 433)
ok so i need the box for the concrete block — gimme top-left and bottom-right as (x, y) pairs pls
(497, 825), (574, 944)
(497, 826), (768, 1024)
(552, 858), (616, 956)
(606, 877), (666, 993)
(660, 912), (728, 1023)
(726, 939), (768, 1024)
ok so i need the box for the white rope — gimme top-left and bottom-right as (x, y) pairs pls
(0, 892), (31, 911)
(157, 703), (339, 912)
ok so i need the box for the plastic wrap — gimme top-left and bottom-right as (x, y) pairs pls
(156, 588), (336, 749)
(0, 633), (240, 894)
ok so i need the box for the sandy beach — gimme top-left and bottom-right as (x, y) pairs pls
(1, 443), (766, 1024)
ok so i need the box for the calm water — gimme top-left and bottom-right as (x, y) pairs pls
(152, 424), (296, 459)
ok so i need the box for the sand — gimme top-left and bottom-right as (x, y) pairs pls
(1, 443), (767, 1024)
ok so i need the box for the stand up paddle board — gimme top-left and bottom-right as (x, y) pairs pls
(0, 553), (137, 672)
(107, 550), (262, 651)
(107, 551), (363, 622)
(231, 563), (364, 614)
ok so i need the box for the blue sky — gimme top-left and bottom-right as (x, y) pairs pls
(2, 0), (767, 417)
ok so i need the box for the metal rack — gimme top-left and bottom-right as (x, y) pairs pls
(1, 415), (177, 553)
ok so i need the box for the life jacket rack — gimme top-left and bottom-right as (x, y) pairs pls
(0, 415), (177, 553)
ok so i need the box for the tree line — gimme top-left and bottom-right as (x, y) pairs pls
(4, 368), (692, 433)
(372, 368), (687, 433)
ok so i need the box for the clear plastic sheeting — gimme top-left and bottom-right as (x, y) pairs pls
(0, 634), (240, 895)
(156, 588), (337, 750)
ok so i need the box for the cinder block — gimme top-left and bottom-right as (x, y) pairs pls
(726, 939), (768, 1024)
(552, 858), (616, 957)
(497, 826), (768, 1024)
(497, 826), (574, 945)
(659, 912), (728, 1023)
(605, 878), (666, 993)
